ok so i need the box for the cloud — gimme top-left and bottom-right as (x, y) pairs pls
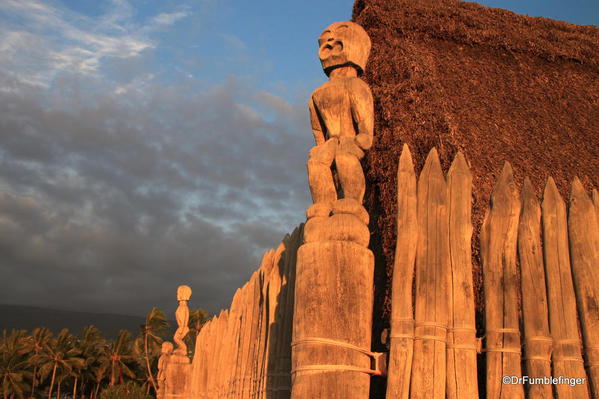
(0, 0), (171, 86)
(220, 33), (247, 51)
(0, 69), (312, 316)
(0, 0), (319, 318)
(152, 11), (190, 26)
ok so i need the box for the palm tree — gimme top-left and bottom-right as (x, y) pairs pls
(90, 359), (109, 399)
(0, 330), (32, 399)
(64, 332), (86, 399)
(24, 327), (52, 398)
(138, 308), (168, 395)
(101, 330), (136, 386)
(34, 329), (84, 399)
(78, 326), (105, 399)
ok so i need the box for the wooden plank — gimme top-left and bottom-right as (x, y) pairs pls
(542, 177), (589, 399)
(226, 289), (243, 399)
(260, 265), (277, 399)
(568, 178), (599, 398)
(190, 317), (209, 398)
(446, 151), (478, 399)
(255, 249), (277, 399)
(247, 259), (266, 398)
(233, 286), (249, 398)
(257, 255), (276, 399)
(480, 162), (523, 399)
(386, 143), (417, 399)
(271, 241), (290, 399)
(276, 225), (301, 399)
(199, 318), (210, 399)
(215, 310), (229, 399)
(410, 147), (450, 399)
(518, 178), (552, 399)
(207, 314), (221, 399)
(240, 275), (258, 399)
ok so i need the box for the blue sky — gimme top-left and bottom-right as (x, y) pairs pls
(0, 0), (596, 317)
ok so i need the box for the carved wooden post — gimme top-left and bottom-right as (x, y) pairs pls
(291, 21), (376, 399)
(165, 285), (192, 399)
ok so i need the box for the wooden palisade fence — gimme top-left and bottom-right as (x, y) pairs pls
(387, 145), (598, 399)
(189, 226), (302, 399)
(188, 146), (597, 399)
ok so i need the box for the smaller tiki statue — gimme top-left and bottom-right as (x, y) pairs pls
(174, 285), (192, 356)
(307, 21), (373, 221)
(156, 341), (173, 398)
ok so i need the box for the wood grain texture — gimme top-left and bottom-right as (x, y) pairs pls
(568, 178), (599, 398)
(386, 144), (417, 399)
(542, 177), (589, 399)
(291, 240), (374, 399)
(410, 148), (450, 399)
(480, 162), (523, 399)
(518, 178), (553, 399)
(446, 151), (478, 399)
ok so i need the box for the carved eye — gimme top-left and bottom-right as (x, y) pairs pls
(318, 31), (333, 46)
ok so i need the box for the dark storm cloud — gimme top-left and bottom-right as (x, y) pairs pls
(0, 72), (313, 317)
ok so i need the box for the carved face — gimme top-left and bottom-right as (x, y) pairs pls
(318, 21), (371, 76)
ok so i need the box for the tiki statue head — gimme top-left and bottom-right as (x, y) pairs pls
(177, 285), (192, 301)
(318, 21), (371, 76)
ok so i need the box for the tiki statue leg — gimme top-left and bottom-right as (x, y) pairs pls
(307, 138), (338, 205)
(335, 145), (365, 203)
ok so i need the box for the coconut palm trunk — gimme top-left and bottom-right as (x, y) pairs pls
(110, 357), (116, 386)
(48, 360), (58, 399)
(30, 365), (37, 398)
(57, 380), (61, 398)
(144, 329), (158, 394)
(73, 376), (78, 399)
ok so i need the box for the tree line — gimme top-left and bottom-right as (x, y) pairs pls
(0, 307), (208, 399)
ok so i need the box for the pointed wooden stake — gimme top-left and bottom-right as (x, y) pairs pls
(411, 147), (450, 399)
(568, 178), (599, 398)
(446, 151), (478, 399)
(481, 162), (523, 399)
(518, 177), (552, 398)
(387, 144), (417, 399)
(542, 177), (589, 399)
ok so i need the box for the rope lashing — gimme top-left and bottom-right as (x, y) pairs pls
(291, 337), (382, 376)
(291, 337), (375, 357)
(291, 365), (380, 375)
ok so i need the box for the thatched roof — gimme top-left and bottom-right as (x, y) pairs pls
(353, 1), (598, 396)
